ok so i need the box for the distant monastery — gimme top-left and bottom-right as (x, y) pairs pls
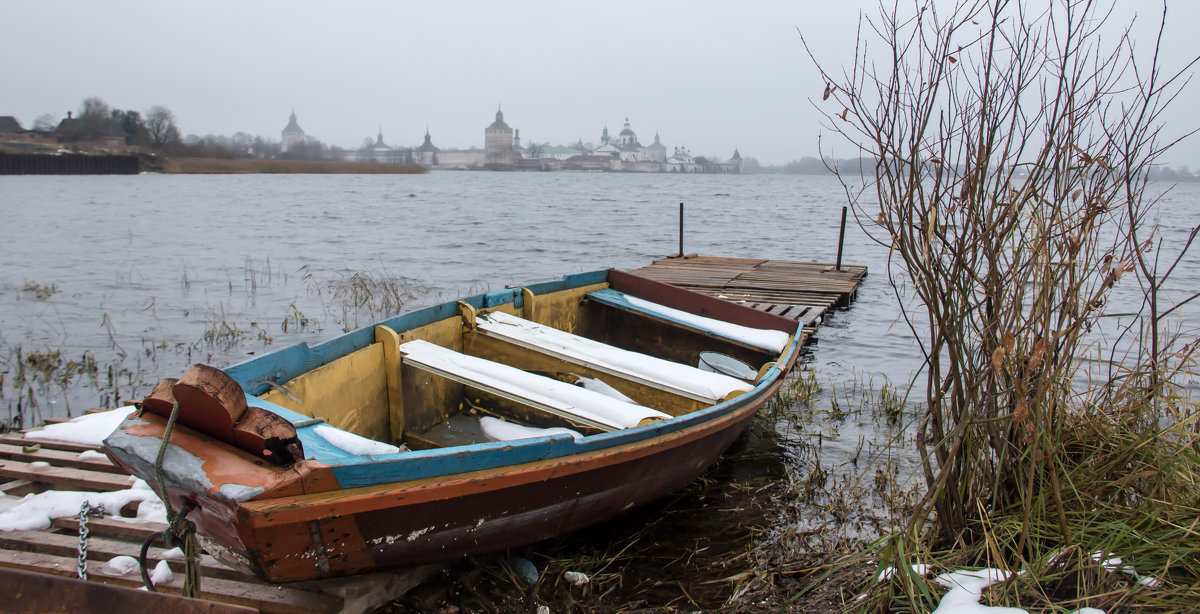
(282, 108), (742, 173)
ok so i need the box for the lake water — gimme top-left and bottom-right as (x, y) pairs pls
(0, 172), (894, 418)
(2, 170), (1197, 605)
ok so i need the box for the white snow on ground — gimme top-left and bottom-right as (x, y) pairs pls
(161, 547), (185, 560)
(23, 406), (136, 446)
(877, 563), (931, 582)
(0, 485), (159, 531)
(149, 559), (173, 585)
(313, 424), (400, 456)
(77, 450), (109, 461)
(102, 555), (140, 575)
(873, 563), (1115, 614)
(479, 416), (582, 441)
(1092, 551), (1159, 588)
(931, 568), (1027, 614)
(623, 294), (791, 353)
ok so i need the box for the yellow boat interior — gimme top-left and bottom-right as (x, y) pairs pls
(249, 271), (795, 453)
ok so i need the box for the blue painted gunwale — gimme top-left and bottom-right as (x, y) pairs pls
(222, 269), (801, 490)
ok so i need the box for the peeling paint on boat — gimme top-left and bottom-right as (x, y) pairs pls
(218, 483), (265, 502)
(102, 416), (215, 495)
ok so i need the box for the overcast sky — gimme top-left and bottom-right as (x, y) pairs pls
(3, 1), (1199, 166)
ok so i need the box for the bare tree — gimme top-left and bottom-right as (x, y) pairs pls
(144, 105), (180, 150)
(807, 0), (1197, 555)
(32, 114), (57, 132)
(79, 96), (110, 121)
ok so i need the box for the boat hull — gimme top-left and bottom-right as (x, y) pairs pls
(217, 383), (772, 582)
(104, 269), (800, 582)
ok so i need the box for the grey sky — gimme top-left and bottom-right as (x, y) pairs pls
(3, 1), (1198, 166)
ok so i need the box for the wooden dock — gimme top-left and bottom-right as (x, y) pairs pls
(629, 255), (868, 333)
(0, 426), (437, 614)
(0, 255), (867, 612)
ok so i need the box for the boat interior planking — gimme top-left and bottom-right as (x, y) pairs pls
(103, 268), (803, 582)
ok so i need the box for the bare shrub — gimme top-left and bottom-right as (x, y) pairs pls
(806, 0), (1199, 609)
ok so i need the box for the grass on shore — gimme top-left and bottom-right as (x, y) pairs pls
(163, 157), (426, 174)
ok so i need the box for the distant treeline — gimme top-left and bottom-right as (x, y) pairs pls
(743, 156), (872, 175)
(745, 155), (1199, 181)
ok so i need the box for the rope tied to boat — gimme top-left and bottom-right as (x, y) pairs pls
(138, 400), (203, 598)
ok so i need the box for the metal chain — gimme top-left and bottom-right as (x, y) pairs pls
(77, 501), (104, 580)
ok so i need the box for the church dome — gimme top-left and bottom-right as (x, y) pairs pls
(282, 110), (304, 135)
(618, 117), (635, 137)
(487, 108), (511, 131)
(417, 129), (439, 153)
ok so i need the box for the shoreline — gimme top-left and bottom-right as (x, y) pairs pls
(161, 157), (426, 174)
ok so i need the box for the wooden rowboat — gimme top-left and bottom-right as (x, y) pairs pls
(103, 269), (802, 583)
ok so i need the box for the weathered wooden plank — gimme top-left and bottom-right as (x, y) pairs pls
(0, 529), (246, 582)
(0, 459), (132, 492)
(627, 255), (865, 334)
(0, 567), (257, 614)
(0, 434), (100, 454)
(0, 442), (120, 474)
(0, 479), (36, 496)
(52, 516), (166, 541)
(0, 549), (341, 614)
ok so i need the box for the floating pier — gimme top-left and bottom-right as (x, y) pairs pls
(0, 254), (866, 612)
(630, 255), (868, 334)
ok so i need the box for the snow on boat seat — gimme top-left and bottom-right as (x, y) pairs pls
(476, 311), (753, 404)
(586, 289), (791, 354)
(397, 339), (670, 433)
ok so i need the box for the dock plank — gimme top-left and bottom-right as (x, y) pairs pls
(628, 255), (865, 342)
(0, 434), (101, 454)
(630, 255), (867, 314)
(0, 442), (120, 473)
(0, 529), (247, 582)
(0, 459), (133, 492)
(0, 549), (342, 614)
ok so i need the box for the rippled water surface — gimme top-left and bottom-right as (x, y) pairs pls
(0, 173), (878, 414)
(2, 171), (1197, 607)
(2, 171), (1196, 423)
(0, 173), (1195, 417)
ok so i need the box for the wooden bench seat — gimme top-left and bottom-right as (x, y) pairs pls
(397, 340), (669, 433)
(586, 288), (792, 354)
(475, 311), (753, 404)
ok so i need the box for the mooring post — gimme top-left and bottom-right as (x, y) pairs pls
(678, 202), (684, 257)
(836, 205), (848, 272)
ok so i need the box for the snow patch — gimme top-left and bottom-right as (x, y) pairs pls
(479, 311), (752, 403)
(149, 559), (174, 586)
(313, 425), (400, 456)
(877, 563), (932, 582)
(24, 406), (136, 446)
(77, 450), (109, 461)
(400, 339), (670, 429)
(931, 568), (1026, 614)
(480, 416), (581, 441)
(102, 555), (140, 576)
(573, 375), (636, 403)
(623, 294), (791, 353)
(0, 487), (160, 532)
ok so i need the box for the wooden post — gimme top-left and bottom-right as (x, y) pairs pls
(678, 202), (684, 257)
(836, 205), (848, 272)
